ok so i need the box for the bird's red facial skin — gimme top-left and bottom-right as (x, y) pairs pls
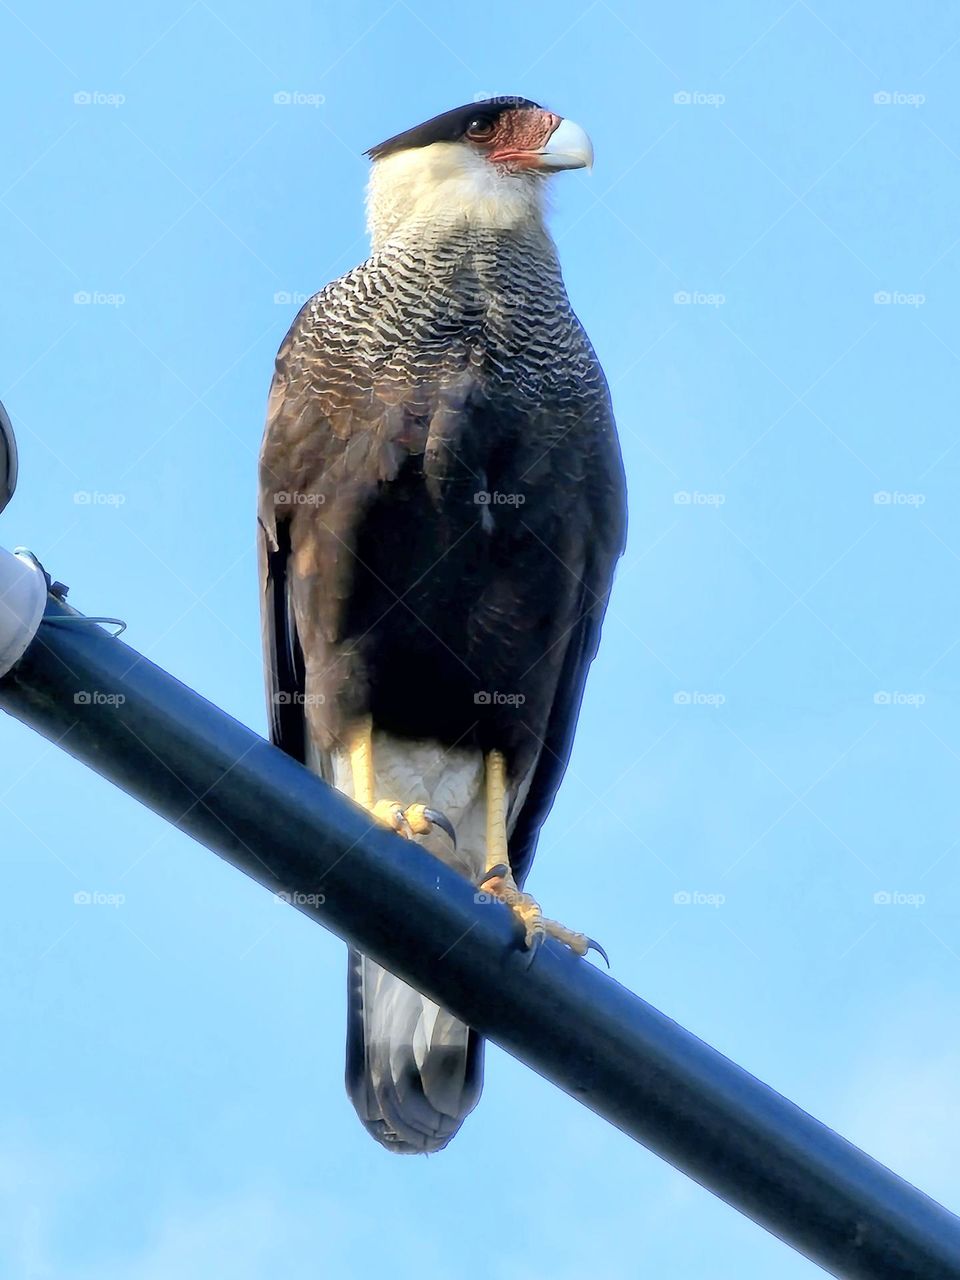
(480, 109), (562, 171)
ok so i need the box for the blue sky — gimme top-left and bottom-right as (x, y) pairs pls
(2, 1), (960, 1276)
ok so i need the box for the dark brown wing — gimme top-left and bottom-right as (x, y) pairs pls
(509, 417), (626, 886)
(257, 286), (481, 761)
(258, 309), (315, 769)
(258, 512), (308, 763)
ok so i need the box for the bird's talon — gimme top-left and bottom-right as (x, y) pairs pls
(420, 807), (457, 847)
(370, 799), (456, 845)
(478, 863), (510, 888)
(585, 937), (610, 968)
(521, 928), (544, 967)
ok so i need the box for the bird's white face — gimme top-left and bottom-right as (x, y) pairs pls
(366, 104), (593, 248)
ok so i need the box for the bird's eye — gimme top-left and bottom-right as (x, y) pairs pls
(465, 117), (495, 141)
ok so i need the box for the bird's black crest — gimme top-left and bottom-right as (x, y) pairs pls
(365, 97), (541, 161)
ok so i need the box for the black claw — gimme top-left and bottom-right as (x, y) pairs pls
(520, 929), (544, 969)
(585, 937), (610, 968)
(477, 863), (510, 888)
(422, 807), (457, 848)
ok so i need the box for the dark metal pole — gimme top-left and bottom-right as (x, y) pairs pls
(2, 594), (959, 1280)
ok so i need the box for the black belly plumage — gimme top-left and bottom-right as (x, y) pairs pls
(345, 449), (571, 770)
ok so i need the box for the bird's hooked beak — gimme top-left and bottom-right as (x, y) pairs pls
(532, 117), (594, 172)
(492, 115), (594, 173)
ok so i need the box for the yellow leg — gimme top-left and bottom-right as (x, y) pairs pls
(345, 716), (455, 844)
(348, 715), (375, 811)
(485, 749), (510, 874)
(481, 748), (604, 961)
